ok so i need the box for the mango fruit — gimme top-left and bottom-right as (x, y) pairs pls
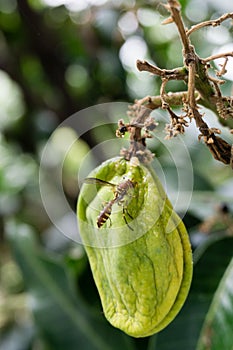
(77, 157), (193, 337)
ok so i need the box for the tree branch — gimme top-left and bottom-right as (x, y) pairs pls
(187, 12), (233, 37)
(136, 0), (233, 167)
(166, 0), (191, 56)
(202, 52), (233, 63)
(136, 60), (187, 80)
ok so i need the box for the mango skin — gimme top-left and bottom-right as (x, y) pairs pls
(77, 157), (193, 337)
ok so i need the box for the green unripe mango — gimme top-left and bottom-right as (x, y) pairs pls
(77, 157), (193, 337)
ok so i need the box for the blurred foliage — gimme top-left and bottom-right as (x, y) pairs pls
(0, 0), (233, 349)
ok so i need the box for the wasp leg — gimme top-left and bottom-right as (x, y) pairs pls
(126, 211), (133, 220)
(123, 207), (134, 231)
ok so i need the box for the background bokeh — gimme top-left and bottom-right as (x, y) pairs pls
(0, 0), (233, 349)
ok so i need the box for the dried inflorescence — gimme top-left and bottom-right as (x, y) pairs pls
(164, 116), (188, 140)
(116, 104), (158, 164)
(128, 0), (233, 168)
(216, 97), (233, 120)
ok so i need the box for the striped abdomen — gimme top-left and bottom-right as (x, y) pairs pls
(97, 200), (114, 228)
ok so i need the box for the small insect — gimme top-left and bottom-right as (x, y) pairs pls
(84, 177), (135, 230)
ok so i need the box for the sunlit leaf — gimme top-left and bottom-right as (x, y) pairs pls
(196, 256), (233, 350)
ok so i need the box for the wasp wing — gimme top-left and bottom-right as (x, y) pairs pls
(83, 177), (116, 188)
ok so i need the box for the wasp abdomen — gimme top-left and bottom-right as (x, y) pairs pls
(97, 200), (114, 228)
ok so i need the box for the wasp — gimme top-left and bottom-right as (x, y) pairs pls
(83, 177), (135, 230)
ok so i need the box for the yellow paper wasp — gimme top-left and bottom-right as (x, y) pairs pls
(83, 177), (135, 230)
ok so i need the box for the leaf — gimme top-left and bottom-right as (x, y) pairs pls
(5, 220), (135, 350)
(149, 233), (233, 350)
(196, 256), (233, 350)
(0, 323), (35, 350)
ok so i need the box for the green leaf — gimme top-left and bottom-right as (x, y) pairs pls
(196, 256), (233, 350)
(0, 323), (35, 350)
(5, 220), (134, 350)
(150, 233), (233, 350)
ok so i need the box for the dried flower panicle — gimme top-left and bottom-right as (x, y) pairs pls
(216, 97), (233, 120)
(165, 112), (189, 139)
(116, 104), (158, 164)
(120, 147), (155, 165)
(116, 107), (158, 140)
(132, 3), (233, 166)
(115, 2), (233, 167)
(198, 127), (222, 144)
(144, 116), (159, 132)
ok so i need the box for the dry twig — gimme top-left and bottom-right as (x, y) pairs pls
(187, 12), (233, 37)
